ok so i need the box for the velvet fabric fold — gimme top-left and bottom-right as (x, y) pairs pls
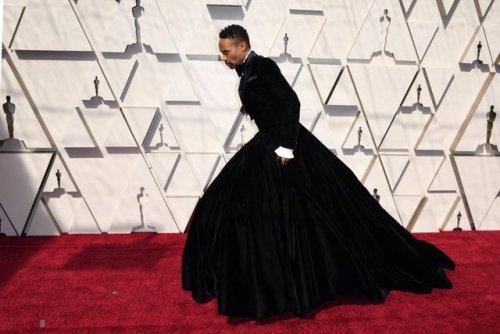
(182, 124), (455, 320)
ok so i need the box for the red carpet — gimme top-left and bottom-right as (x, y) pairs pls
(0, 231), (499, 333)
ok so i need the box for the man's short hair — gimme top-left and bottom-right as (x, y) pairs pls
(219, 24), (251, 48)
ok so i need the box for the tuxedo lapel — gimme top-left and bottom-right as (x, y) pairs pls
(238, 51), (257, 99)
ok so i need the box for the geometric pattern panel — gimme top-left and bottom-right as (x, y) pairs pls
(1, 0), (499, 235)
(0, 152), (53, 235)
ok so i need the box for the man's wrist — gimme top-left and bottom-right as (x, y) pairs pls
(275, 146), (294, 159)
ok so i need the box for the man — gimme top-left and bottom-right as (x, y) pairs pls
(218, 25), (299, 166)
(183, 25), (455, 321)
(3, 96), (15, 138)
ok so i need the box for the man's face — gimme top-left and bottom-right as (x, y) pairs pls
(218, 38), (247, 69)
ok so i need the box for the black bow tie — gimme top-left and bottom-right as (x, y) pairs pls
(235, 62), (245, 77)
(235, 51), (255, 77)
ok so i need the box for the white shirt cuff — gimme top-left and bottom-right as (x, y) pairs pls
(275, 146), (294, 159)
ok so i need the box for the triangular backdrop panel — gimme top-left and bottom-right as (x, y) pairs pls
(1, 0), (499, 234)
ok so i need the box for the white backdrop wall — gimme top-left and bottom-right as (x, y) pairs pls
(0, 0), (499, 236)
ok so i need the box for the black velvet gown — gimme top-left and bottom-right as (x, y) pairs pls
(182, 51), (455, 320)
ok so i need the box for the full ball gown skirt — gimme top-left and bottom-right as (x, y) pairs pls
(182, 123), (455, 320)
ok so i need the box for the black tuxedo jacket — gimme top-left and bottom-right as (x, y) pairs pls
(237, 51), (300, 151)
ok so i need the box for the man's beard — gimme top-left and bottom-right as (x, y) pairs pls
(224, 61), (236, 69)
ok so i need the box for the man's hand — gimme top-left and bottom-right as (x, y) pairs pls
(278, 156), (290, 166)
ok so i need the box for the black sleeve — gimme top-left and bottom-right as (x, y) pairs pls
(256, 58), (300, 150)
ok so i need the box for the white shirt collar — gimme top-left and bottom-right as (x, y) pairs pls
(243, 49), (252, 63)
